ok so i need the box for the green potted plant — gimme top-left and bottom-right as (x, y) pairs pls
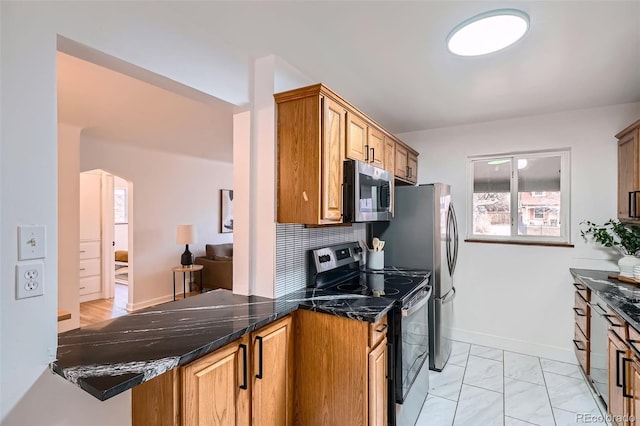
(581, 219), (640, 277)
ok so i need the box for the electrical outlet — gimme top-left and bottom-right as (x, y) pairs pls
(16, 262), (44, 299)
(18, 225), (46, 260)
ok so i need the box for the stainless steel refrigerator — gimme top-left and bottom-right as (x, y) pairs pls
(372, 183), (459, 371)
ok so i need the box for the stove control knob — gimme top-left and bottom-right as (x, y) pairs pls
(319, 255), (331, 263)
(354, 246), (363, 254)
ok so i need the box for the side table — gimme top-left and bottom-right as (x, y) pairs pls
(172, 265), (204, 301)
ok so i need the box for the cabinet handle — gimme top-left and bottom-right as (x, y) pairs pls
(364, 144), (370, 162)
(629, 191), (640, 218)
(628, 339), (640, 357)
(80, 268), (86, 271)
(616, 349), (625, 387)
(602, 313), (621, 327)
(572, 339), (586, 351)
(255, 336), (263, 380)
(376, 324), (388, 333)
(239, 343), (248, 390)
(572, 307), (586, 317)
(572, 282), (586, 291)
(370, 147), (375, 163)
(406, 165), (410, 177)
(80, 250), (86, 253)
(79, 286), (86, 290)
(623, 357), (633, 398)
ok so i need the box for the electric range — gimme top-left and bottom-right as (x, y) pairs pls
(308, 242), (432, 426)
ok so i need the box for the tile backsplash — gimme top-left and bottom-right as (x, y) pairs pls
(275, 223), (366, 297)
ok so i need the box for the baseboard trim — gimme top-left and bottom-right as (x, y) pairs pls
(126, 294), (174, 312)
(450, 327), (576, 364)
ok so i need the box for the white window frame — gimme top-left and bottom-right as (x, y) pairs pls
(466, 149), (571, 244)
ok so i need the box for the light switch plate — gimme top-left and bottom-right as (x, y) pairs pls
(18, 225), (46, 260)
(16, 262), (44, 299)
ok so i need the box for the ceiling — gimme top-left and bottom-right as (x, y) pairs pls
(58, 1), (640, 161)
(57, 52), (235, 163)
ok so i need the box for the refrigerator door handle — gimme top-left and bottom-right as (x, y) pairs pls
(449, 204), (459, 276)
(445, 203), (453, 274)
(441, 287), (456, 304)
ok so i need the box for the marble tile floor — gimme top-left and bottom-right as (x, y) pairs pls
(415, 341), (607, 426)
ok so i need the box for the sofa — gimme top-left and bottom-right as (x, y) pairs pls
(194, 243), (233, 292)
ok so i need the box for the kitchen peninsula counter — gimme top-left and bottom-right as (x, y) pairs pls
(570, 268), (640, 331)
(51, 288), (395, 401)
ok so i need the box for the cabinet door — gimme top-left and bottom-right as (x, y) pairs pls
(395, 143), (408, 179)
(252, 316), (292, 426)
(618, 130), (640, 220)
(367, 127), (385, 168)
(384, 136), (395, 174)
(346, 112), (367, 162)
(631, 358), (640, 424)
(182, 336), (250, 426)
(368, 338), (387, 426)
(407, 152), (418, 183)
(322, 97), (346, 222)
(608, 331), (631, 425)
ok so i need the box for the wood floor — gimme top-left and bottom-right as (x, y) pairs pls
(79, 283), (202, 327)
(79, 283), (129, 327)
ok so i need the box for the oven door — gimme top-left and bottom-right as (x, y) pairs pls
(400, 286), (431, 401)
(395, 286), (431, 426)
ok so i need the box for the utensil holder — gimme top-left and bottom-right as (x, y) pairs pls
(367, 250), (384, 270)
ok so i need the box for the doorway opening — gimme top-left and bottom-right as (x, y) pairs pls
(78, 169), (134, 327)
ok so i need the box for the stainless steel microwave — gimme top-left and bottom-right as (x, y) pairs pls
(343, 159), (393, 222)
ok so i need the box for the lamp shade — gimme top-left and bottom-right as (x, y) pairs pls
(176, 225), (196, 245)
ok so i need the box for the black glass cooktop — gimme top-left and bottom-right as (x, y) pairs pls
(323, 268), (430, 302)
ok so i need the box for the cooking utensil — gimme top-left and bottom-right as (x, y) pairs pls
(378, 241), (385, 251)
(361, 240), (371, 251)
(372, 237), (380, 251)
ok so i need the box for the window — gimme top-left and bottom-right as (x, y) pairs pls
(468, 150), (570, 244)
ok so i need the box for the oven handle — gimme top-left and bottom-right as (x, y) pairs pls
(401, 287), (432, 317)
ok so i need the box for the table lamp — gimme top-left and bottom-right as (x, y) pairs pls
(176, 224), (196, 266)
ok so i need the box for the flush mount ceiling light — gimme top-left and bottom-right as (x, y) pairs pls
(447, 9), (530, 56)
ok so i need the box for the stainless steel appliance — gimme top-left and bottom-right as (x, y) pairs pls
(343, 159), (393, 222)
(372, 183), (459, 371)
(308, 242), (432, 426)
(586, 292), (610, 406)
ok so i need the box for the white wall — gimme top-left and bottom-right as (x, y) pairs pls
(58, 124), (82, 332)
(399, 102), (640, 362)
(80, 137), (233, 310)
(0, 2), (245, 422)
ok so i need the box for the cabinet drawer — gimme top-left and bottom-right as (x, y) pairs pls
(572, 281), (589, 301)
(80, 241), (100, 259)
(607, 306), (628, 339)
(629, 325), (640, 357)
(369, 315), (388, 349)
(574, 291), (589, 336)
(79, 258), (101, 277)
(574, 322), (589, 374)
(79, 275), (101, 295)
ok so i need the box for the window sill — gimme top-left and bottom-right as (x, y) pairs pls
(464, 239), (575, 248)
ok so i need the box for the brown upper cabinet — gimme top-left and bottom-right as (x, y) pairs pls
(275, 83), (419, 224)
(394, 141), (418, 185)
(617, 119), (640, 222)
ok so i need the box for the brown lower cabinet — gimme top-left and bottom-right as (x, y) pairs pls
(132, 312), (387, 425)
(293, 309), (388, 426)
(608, 329), (631, 425)
(132, 316), (293, 426)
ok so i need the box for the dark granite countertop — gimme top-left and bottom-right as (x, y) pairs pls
(570, 268), (640, 332)
(51, 287), (397, 401)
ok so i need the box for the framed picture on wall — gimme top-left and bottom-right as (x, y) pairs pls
(220, 189), (234, 233)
